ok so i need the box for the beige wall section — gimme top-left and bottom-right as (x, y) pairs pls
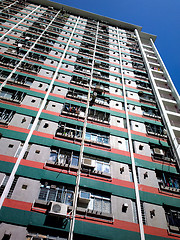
(31, 81), (49, 91)
(131, 121), (146, 133)
(11, 177), (41, 203)
(0, 223), (27, 240)
(110, 100), (123, 110)
(134, 141), (152, 157)
(26, 144), (50, 163)
(111, 162), (131, 181)
(0, 138), (21, 157)
(10, 113), (33, 129)
(110, 116), (124, 128)
(138, 167), (159, 188)
(52, 86), (68, 96)
(21, 95), (42, 108)
(144, 203), (167, 229)
(37, 120), (58, 135)
(45, 101), (63, 113)
(111, 196), (134, 222)
(110, 136), (128, 151)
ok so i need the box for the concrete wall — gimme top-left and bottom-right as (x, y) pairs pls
(110, 100), (123, 110)
(0, 223), (27, 240)
(31, 81), (49, 91)
(37, 120), (58, 135)
(52, 86), (68, 96)
(111, 196), (134, 222)
(134, 141), (151, 157)
(111, 162), (131, 181)
(110, 116), (124, 128)
(0, 138), (21, 157)
(11, 177), (40, 203)
(131, 121), (146, 133)
(144, 203), (167, 229)
(10, 113), (33, 129)
(26, 144), (50, 163)
(45, 101), (63, 113)
(110, 136), (128, 151)
(21, 95), (42, 108)
(138, 167), (159, 188)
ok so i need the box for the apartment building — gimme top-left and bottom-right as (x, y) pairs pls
(0, 0), (179, 239)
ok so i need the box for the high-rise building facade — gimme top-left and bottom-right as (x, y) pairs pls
(0, 0), (179, 239)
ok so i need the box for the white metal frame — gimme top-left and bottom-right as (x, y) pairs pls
(117, 27), (145, 240)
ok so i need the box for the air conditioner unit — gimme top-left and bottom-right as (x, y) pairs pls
(82, 158), (95, 168)
(79, 191), (91, 204)
(49, 202), (67, 217)
(153, 148), (164, 156)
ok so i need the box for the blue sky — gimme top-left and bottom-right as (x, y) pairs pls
(55, 0), (180, 93)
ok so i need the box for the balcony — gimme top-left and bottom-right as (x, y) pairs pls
(26, 52), (47, 63)
(66, 88), (88, 102)
(94, 61), (109, 71)
(0, 56), (19, 68)
(88, 108), (110, 124)
(79, 48), (93, 57)
(46, 148), (79, 169)
(18, 62), (41, 74)
(138, 92), (156, 104)
(152, 147), (175, 163)
(81, 41), (94, 50)
(76, 56), (91, 66)
(74, 65), (91, 76)
(28, 26), (44, 35)
(39, 37), (55, 46)
(70, 75), (90, 87)
(34, 44), (51, 54)
(61, 103), (85, 118)
(136, 81), (151, 91)
(0, 108), (14, 125)
(55, 123), (82, 140)
(142, 107), (161, 119)
(132, 62), (145, 71)
(8, 73), (34, 87)
(93, 70), (109, 81)
(95, 52), (109, 61)
(146, 124), (168, 138)
(0, 89), (25, 104)
(157, 172), (180, 195)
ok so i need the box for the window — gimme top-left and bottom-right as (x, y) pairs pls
(88, 194), (111, 214)
(85, 131), (109, 145)
(165, 207), (180, 233)
(38, 182), (74, 206)
(83, 154), (110, 174)
(157, 171), (180, 192)
(56, 123), (82, 139)
(0, 108), (14, 124)
(88, 109), (110, 123)
(48, 148), (79, 167)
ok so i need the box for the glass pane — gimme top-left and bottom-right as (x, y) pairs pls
(47, 188), (56, 201)
(102, 200), (110, 213)
(56, 189), (63, 203)
(71, 155), (79, 166)
(103, 164), (110, 173)
(96, 162), (103, 172)
(85, 132), (91, 140)
(49, 152), (57, 162)
(38, 187), (48, 200)
(65, 191), (73, 206)
(91, 134), (97, 142)
(94, 198), (101, 211)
